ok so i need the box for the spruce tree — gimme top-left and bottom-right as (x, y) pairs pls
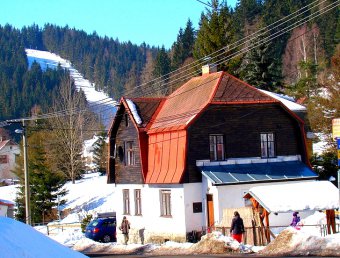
(14, 122), (67, 224)
(193, 0), (235, 71)
(92, 130), (108, 175)
(152, 46), (171, 95)
(238, 30), (282, 91)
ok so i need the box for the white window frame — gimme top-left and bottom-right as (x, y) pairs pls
(125, 141), (135, 166)
(160, 190), (171, 217)
(123, 189), (130, 215)
(260, 133), (276, 158)
(134, 189), (142, 216)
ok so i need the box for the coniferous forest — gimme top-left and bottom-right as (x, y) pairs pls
(0, 0), (339, 122)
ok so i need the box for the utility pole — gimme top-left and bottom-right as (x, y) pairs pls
(22, 120), (31, 225)
(15, 119), (31, 225)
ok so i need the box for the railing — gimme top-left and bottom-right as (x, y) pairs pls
(41, 222), (82, 236)
(200, 223), (340, 246)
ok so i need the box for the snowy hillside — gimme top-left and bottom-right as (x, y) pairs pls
(26, 49), (117, 128)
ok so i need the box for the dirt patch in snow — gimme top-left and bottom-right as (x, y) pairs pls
(260, 227), (340, 257)
(76, 233), (239, 256)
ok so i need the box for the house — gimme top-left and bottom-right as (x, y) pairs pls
(107, 66), (318, 244)
(0, 130), (20, 183)
(0, 199), (15, 218)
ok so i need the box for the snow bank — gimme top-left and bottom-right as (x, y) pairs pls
(260, 227), (340, 256)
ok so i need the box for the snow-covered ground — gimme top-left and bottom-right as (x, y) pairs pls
(0, 172), (339, 257)
(26, 49), (117, 128)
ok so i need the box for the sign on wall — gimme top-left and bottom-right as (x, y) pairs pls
(332, 118), (340, 140)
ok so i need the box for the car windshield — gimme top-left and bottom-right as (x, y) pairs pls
(88, 220), (100, 227)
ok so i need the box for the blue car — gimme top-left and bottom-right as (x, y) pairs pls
(85, 217), (117, 243)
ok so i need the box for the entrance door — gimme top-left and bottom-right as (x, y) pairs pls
(206, 194), (215, 228)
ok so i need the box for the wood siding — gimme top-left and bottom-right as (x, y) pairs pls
(114, 111), (144, 184)
(184, 104), (305, 183)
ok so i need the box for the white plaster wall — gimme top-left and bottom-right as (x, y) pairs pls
(202, 177), (314, 227)
(0, 145), (19, 180)
(113, 184), (191, 243)
(0, 205), (8, 216)
(183, 183), (204, 232)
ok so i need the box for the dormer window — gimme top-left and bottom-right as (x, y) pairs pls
(125, 141), (135, 166)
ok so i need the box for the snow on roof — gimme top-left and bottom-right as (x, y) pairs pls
(245, 180), (339, 213)
(126, 99), (142, 125)
(260, 90), (306, 112)
(0, 199), (14, 206)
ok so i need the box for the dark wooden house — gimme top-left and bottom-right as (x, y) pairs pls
(107, 69), (317, 244)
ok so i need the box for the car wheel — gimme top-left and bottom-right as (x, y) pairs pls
(102, 234), (111, 243)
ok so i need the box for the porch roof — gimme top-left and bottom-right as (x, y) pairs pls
(198, 161), (317, 185)
(243, 180), (339, 213)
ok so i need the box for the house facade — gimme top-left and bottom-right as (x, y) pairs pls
(0, 132), (19, 183)
(107, 69), (317, 244)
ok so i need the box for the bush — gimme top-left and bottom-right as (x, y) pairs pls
(81, 214), (93, 233)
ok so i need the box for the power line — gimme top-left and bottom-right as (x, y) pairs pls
(125, 0), (329, 97)
(1, 0), (337, 125)
(133, 0), (338, 98)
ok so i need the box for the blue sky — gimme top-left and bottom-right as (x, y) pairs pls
(0, 0), (236, 49)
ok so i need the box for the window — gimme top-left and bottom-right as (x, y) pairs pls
(123, 189), (130, 215)
(160, 190), (171, 217)
(193, 202), (203, 213)
(209, 135), (224, 161)
(125, 141), (135, 166)
(134, 189), (142, 215)
(0, 155), (8, 164)
(125, 114), (129, 127)
(260, 133), (276, 158)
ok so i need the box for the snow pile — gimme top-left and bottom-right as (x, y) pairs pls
(0, 217), (87, 258)
(260, 227), (340, 256)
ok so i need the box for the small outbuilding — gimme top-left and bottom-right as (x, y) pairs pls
(0, 199), (15, 218)
(244, 180), (339, 242)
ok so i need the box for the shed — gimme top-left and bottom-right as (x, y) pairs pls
(244, 181), (339, 241)
(0, 199), (15, 218)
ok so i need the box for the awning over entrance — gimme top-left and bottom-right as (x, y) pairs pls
(198, 161), (317, 185)
(244, 180), (339, 213)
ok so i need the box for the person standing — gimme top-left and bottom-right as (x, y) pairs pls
(230, 211), (245, 243)
(290, 212), (300, 227)
(119, 216), (130, 245)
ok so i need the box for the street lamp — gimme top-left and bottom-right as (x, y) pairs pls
(15, 120), (31, 225)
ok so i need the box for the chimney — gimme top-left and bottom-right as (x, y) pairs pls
(202, 64), (217, 75)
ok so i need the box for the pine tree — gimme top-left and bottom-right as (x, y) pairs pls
(92, 130), (108, 175)
(238, 30), (282, 91)
(14, 122), (67, 224)
(193, 0), (235, 71)
(152, 46), (171, 95)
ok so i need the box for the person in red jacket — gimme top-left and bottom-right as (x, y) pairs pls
(230, 211), (245, 243)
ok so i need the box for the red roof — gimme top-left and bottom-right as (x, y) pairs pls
(148, 72), (277, 134)
(111, 72), (282, 184)
(0, 140), (17, 150)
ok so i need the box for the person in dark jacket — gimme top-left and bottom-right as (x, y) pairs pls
(119, 216), (130, 245)
(230, 211), (245, 243)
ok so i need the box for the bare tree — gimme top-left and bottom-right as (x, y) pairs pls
(48, 76), (91, 183)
